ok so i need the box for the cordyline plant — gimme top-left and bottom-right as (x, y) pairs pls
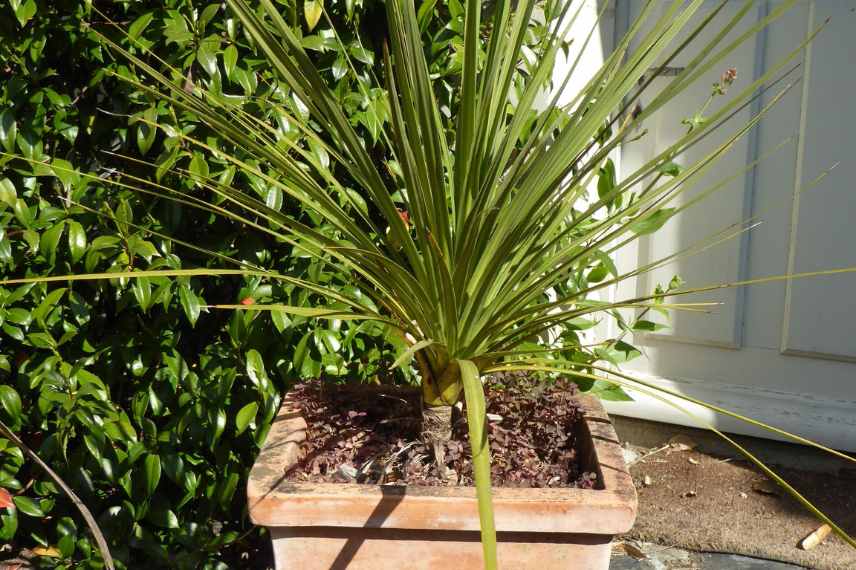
(3, 0), (856, 567)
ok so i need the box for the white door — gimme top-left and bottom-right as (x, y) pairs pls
(608, 0), (856, 451)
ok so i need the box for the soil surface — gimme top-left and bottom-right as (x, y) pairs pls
(284, 376), (598, 488)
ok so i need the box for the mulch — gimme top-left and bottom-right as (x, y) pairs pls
(284, 375), (597, 488)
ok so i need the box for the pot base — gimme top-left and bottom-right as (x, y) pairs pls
(270, 527), (611, 569)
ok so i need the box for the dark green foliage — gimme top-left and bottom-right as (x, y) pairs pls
(0, 1), (413, 566)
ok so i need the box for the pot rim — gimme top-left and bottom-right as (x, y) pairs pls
(247, 391), (637, 535)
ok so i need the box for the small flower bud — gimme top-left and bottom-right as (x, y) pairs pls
(721, 67), (737, 86)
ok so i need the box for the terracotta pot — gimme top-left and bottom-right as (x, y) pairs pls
(248, 393), (637, 569)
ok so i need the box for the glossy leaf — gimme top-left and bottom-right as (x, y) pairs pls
(67, 221), (87, 263)
(13, 496), (44, 518)
(235, 402), (258, 435)
(304, 0), (323, 31)
(142, 454), (161, 496)
(0, 386), (22, 425)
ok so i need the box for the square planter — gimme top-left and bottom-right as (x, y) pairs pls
(248, 392), (637, 569)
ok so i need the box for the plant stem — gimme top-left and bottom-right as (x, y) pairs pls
(421, 403), (453, 443)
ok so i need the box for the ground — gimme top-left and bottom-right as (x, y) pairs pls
(612, 545), (803, 569)
(611, 416), (856, 570)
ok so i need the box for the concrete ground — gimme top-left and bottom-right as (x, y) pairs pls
(607, 414), (855, 570)
(612, 542), (805, 569)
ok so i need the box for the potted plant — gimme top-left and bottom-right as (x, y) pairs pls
(248, 381), (637, 569)
(4, 0), (855, 568)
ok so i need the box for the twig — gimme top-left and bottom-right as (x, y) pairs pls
(627, 443), (671, 467)
(0, 420), (114, 570)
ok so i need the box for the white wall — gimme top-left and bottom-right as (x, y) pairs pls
(559, 1), (856, 451)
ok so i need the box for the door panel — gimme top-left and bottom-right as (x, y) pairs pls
(623, 0), (762, 348)
(781, 1), (856, 361)
(610, 0), (856, 450)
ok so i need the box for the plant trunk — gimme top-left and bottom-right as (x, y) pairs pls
(422, 403), (456, 483)
(422, 403), (453, 444)
(415, 354), (459, 444)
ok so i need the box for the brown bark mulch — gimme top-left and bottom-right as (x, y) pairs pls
(284, 375), (598, 489)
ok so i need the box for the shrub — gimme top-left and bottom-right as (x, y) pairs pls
(0, 1), (394, 566)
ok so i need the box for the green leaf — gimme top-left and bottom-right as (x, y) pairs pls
(629, 208), (676, 236)
(245, 349), (270, 388)
(58, 533), (75, 558)
(189, 153), (209, 184)
(350, 46), (374, 66)
(147, 384), (162, 415)
(587, 263), (608, 283)
(13, 199), (33, 228)
(301, 35), (327, 52)
(0, 232), (11, 263)
(161, 454), (185, 485)
(270, 309), (291, 332)
(15, 129), (40, 160)
(143, 454), (161, 496)
(223, 45), (238, 79)
(147, 504), (178, 529)
(0, 511), (17, 541)
(67, 221), (86, 263)
(178, 285), (200, 326)
(155, 148), (180, 182)
(0, 386), (22, 425)
(6, 308), (31, 326)
(13, 496), (44, 518)
(27, 332), (57, 350)
(216, 472), (239, 508)
(136, 107), (158, 156)
(235, 402), (258, 435)
(0, 178), (16, 207)
(315, 328), (341, 353)
(128, 12), (155, 41)
(459, 360), (497, 568)
(39, 221), (65, 265)
(292, 331), (311, 374)
(595, 340), (642, 365)
(390, 339), (434, 370)
(197, 36), (220, 77)
(0, 111), (16, 153)
(209, 408), (227, 449)
(2, 324), (24, 342)
(164, 14), (193, 46)
(32, 288), (66, 323)
(304, 0), (323, 31)
(132, 277), (152, 312)
(589, 380), (633, 402)
(417, 0), (437, 33)
(51, 158), (77, 193)
(597, 159), (617, 203)
(199, 4), (221, 30)
(12, 0), (37, 26)
(657, 161), (683, 177)
(332, 56), (347, 81)
(632, 319), (668, 332)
